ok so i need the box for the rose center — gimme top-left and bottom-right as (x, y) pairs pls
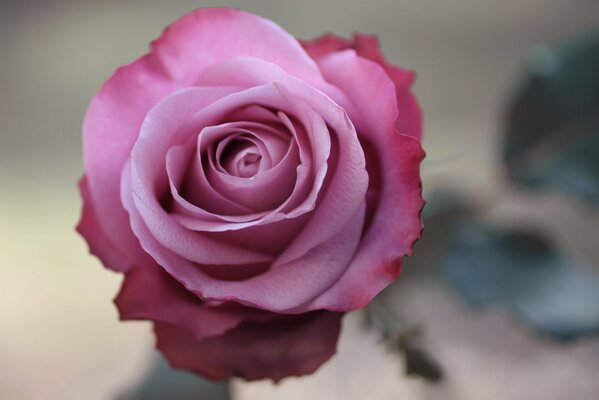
(220, 139), (263, 178)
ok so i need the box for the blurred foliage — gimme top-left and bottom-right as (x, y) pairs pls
(441, 222), (599, 341)
(364, 298), (443, 382)
(503, 30), (599, 205)
(401, 344), (443, 382)
(427, 31), (599, 344)
(116, 354), (230, 400)
(402, 188), (475, 277)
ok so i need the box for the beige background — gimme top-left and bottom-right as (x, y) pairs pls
(1, 1), (599, 399)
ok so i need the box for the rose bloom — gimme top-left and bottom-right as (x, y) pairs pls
(78, 8), (424, 381)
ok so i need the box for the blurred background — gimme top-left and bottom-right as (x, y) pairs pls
(1, 1), (599, 399)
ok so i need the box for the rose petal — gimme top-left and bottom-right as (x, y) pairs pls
(152, 8), (323, 85)
(307, 49), (425, 311)
(300, 33), (351, 60)
(83, 54), (179, 271)
(154, 310), (342, 382)
(351, 34), (414, 93)
(207, 216), (309, 256)
(114, 262), (272, 341)
(76, 176), (129, 271)
(200, 202), (366, 312)
(352, 34), (422, 139)
(317, 50), (398, 135)
(302, 33), (422, 139)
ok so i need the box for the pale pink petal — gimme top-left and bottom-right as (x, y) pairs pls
(317, 50), (398, 136)
(154, 310), (342, 382)
(152, 8), (323, 85)
(352, 34), (422, 139)
(199, 203), (366, 312)
(207, 216), (309, 256)
(268, 111), (319, 217)
(351, 34), (414, 93)
(301, 33), (422, 139)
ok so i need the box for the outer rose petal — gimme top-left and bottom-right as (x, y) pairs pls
(154, 311), (342, 382)
(151, 8), (323, 85)
(309, 136), (424, 310)
(76, 176), (128, 271)
(306, 50), (425, 311)
(352, 34), (422, 139)
(301, 33), (422, 139)
(300, 33), (351, 60)
(83, 54), (179, 272)
(114, 262), (273, 341)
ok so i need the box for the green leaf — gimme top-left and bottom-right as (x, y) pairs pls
(116, 353), (230, 400)
(503, 30), (599, 205)
(441, 222), (599, 341)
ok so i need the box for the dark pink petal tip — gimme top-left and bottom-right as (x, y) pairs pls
(76, 176), (131, 272)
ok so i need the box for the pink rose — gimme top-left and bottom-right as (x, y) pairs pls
(78, 8), (423, 381)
